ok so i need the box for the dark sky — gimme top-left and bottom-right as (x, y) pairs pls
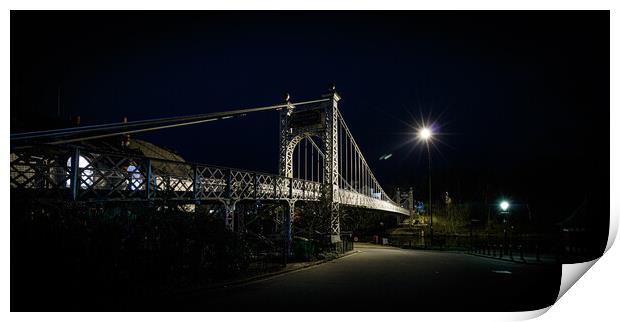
(11, 11), (609, 225)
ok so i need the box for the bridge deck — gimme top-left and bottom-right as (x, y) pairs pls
(10, 146), (409, 216)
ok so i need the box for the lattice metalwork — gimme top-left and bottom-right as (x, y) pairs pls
(195, 166), (227, 199)
(11, 148), (72, 200)
(255, 174), (277, 199)
(337, 189), (409, 215)
(73, 152), (148, 201)
(10, 146), (324, 204)
(11, 92), (411, 239)
(278, 92), (343, 238)
(230, 170), (255, 199)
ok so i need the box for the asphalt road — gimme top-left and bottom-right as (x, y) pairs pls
(165, 244), (561, 311)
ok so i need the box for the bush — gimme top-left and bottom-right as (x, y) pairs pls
(11, 203), (257, 301)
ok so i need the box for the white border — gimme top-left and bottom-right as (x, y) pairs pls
(2, 2), (617, 322)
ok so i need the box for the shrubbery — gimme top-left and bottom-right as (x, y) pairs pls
(11, 203), (267, 305)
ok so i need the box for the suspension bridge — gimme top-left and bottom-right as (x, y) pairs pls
(10, 88), (410, 247)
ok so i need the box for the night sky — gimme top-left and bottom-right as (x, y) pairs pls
(11, 11), (609, 227)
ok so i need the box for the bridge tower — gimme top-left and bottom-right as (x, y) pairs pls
(278, 87), (341, 243)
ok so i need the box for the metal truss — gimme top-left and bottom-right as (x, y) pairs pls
(10, 147), (322, 204)
(276, 90), (410, 242)
(337, 189), (409, 215)
(278, 92), (342, 239)
(11, 91), (410, 242)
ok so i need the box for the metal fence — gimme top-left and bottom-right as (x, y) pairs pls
(10, 145), (322, 203)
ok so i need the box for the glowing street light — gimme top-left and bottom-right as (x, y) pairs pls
(417, 126), (434, 246)
(419, 127), (432, 140)
(499, 200), (511, 256)
(500, 201), (510, 212)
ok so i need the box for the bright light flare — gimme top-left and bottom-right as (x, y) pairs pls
(419, 127), (432, 140)
(394, 109), (451, 163)
(500, 201), (510, 211)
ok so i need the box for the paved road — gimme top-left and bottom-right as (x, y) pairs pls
(165, 244), (560, 311)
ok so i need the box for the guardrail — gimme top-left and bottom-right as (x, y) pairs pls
(10, 146), (322, 203)
(11, 145), (409, 217)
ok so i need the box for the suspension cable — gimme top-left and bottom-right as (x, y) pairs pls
(305, 136), (325, 158)
(337, 110), (394, 203)
(11, 98), (330, 144)
(341, 121), (344, 187)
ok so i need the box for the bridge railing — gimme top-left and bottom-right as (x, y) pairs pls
(10, 145), (322, 203)
(11, 145), (403, 214)
(337, 188), (410, 215)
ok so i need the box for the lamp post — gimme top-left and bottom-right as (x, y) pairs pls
(418, 127), (433, 246)
(500, 200), (510, 255)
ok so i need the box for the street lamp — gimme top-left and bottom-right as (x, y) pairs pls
(419, 128), (432, 140)
(499, 200), (510, 256)
(500, 201), (510, 212)
(418, 127), (433, 247)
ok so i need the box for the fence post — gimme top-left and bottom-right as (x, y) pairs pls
(69, 147), (80, 201)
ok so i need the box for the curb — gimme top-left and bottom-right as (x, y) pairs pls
(170, 250), (361, 297)
(224, 249), (361, 288)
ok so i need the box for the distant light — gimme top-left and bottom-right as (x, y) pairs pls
(500, 201), (510, 211)
(379, 153), (393, 160)
(419, 127), (432, 140)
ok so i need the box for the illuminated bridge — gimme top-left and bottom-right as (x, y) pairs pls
(10, 88), (410, 245)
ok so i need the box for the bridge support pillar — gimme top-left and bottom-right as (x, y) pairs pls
(330, 203), (341, 243)
(283, 200), (295, 262)
(330, 234), (341, 243)
(223, 199), (237, 231)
